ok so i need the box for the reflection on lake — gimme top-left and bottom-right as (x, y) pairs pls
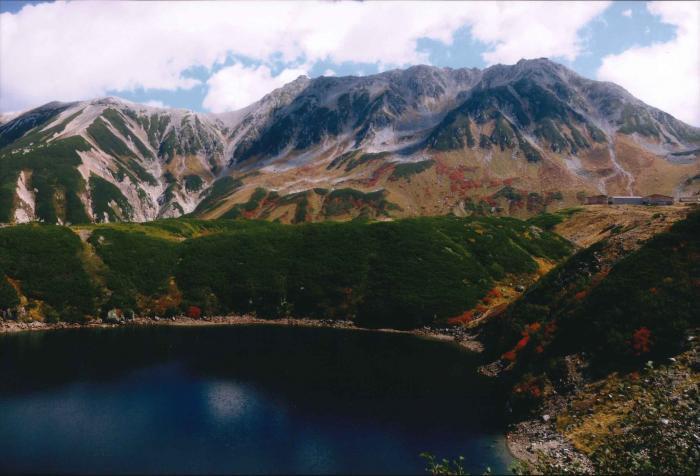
(0, 326), (512, 474)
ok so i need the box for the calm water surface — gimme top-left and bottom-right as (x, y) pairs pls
(0, 326), (512, 474)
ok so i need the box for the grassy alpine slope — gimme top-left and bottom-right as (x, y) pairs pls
(0, 215), (571, 329)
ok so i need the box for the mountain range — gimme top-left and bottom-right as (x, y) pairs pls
(1, 58), (699, 224)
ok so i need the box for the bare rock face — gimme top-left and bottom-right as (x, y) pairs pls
(1, 59), (698, 224)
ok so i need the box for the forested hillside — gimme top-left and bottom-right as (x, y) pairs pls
(0, 215), (571, 329)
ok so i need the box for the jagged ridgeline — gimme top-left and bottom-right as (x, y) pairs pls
(0, 216), (571, 328)
(1, 59), (698, 225)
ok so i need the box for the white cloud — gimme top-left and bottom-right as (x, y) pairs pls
(468, 2), (611, 65)
(322, 69), (337, 77)
(203, 64), (307, 112)
(622, 9), (632, 17)
(1, 1), (610, 113)
(597, 1), (700, 125)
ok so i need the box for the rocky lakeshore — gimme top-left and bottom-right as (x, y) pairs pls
(0, 315), (483, 352)
(505, 334), (700, 474)
(505, 397), (594, 474)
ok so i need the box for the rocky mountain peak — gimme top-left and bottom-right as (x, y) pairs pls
(0, 59), (698, 226)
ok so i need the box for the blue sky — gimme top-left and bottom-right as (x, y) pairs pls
(1, 1), (698, 124)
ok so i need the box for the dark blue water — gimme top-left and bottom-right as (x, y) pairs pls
(0, 326), (512, 474)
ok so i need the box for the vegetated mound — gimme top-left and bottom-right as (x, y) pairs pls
(478, 208), (699, 474)
(486, 208), (699, 375)
(0, 215), (572, 329)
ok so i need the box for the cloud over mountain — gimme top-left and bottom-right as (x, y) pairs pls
(1, 1), (608, 113)
(597, 1), (700, 125)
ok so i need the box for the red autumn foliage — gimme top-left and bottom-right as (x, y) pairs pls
(649, 287), (658, 294)
(631, 327), (653, 356)
(502, 350), (517, 362)
(482, 296), (493, 305)
(435, 161), (486, 194)
(574, 290), (588, 301)
(367, 162), (395, 186)
(187, 306), (202, 319)
(544, 321), (558, 337)
(527, 322), (541, 333)
(513, 379), (543, 399)
(447, 310), (475, 325)
(487, 288), (502, 298)
(535, 345), (545, 354)
(514, 334), (530, 351)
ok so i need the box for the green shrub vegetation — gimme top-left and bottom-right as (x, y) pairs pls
(327, 151), (390, 171)
(0, 136), (92, 223)
(0, 274), (19, 309)
(220, 187), (268, 219)
(586, 122), (607, 143)
(389, 160), (435, 181)
(562, 211), (699, 368)
(184, 174), (204, 193)
(322, 188), (399, 217)
(276, 190), (310, 223)
(535, 118), (569, 152)
(429, 112), (475, 150)
(527, 208), (581, 231)
(618, 104), (661, 138)
(490, 115), (517, 150)
(87, 227), (180, 309)
(0, 103), (72, 150)
(0, 225), (96, 321)
(192, 176), (243, 215)
(490, 209), (700, 374)
(0, 215), (571, 328)
(101, 108), (154, 160)
(173, 215), (571, 327)
(87, 117), (135, 159)
(89, 174), (134, 222)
